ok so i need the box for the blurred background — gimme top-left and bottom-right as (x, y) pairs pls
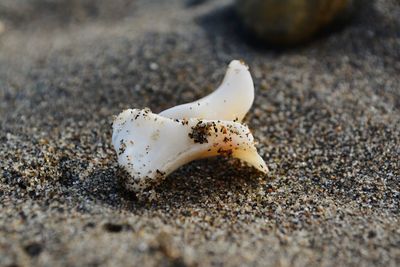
(0, 0), (359, 43)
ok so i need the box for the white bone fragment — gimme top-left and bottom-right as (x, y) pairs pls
(112, 109), (267, 191)
(159, 60), (254, 122)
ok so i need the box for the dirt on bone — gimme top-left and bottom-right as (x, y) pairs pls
(188, 121), (213, 144)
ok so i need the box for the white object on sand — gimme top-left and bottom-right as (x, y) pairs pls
(112, 109), (267, 191)
(159, 60), (254, 122)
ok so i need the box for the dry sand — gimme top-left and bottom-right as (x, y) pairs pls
(0, 0), (399, 266)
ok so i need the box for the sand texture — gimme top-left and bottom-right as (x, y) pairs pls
(0, 0), (399, 266)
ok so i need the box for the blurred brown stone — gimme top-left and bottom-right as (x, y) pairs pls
(236, 0), (357, 45)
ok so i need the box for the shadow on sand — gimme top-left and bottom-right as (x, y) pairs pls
(84, 157), (271, 211)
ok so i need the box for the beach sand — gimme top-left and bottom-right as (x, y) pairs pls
(0, 0), (399, 266)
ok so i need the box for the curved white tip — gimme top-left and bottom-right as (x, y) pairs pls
(159, 60), (254, 122)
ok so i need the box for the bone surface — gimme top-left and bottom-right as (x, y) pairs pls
(112, 109), (267, 191)
(159, 60), (254, 122)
